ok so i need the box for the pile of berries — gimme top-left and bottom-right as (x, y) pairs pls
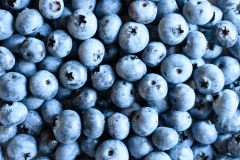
(0, 0), (240, 159)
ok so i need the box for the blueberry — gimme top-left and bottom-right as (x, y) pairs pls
(158, 13), (189, 45)
(39, 0), (64, 19)
(107, 112), (130, 140)
(0, 124), (17, 143)
(78, 38), (105, 67)
(152, 126), (179, 151)
(169, 83), (195, 111)
(29, 70), (58, 100)
(36, 156), (51, 160)
(214, 133), (231, 154)
(15, 8), (44, 35)
(20, 37), (46, 63)
(167, 144), (194, 160)
(156, 0), (179, 21)
(12, 58), (37, 78)
(144, 151), (171, 160)
(0, 46), (15, 71)
(20, 110), (44, 136)
(91, 65), (116, 90)
(0, 72), (27, 102)
(132, 107), (158, 136)
(98, 14), (122, 44)
(141, 41), (166, 67)
(160, 54), (193, 83)
(52, 110), (81, 144)
(111, 80), (135, 108)
(193, 64), (225, 95)
(116, 55), (147, 82)
(212, 89), (239, 117)
(213, 109), (240, 133)
(138, 73), (168, 102)
(216, 155), (239, 160)
(38, 129), (59, 154)
(0, 102), (28, 126)
(83, 108), (105, 138)
(182, 31), (207, 60)
(72, 0), (96, 11)
(118, 22), (149, 53)
(7, 134), (37, 160)
(95, 0), (122, 18)
(38, 55), (63, 76)
(54, 141), (80, 160)
(47, 30), (72, 58)
(41, 99), (63, 124)
(67, 9), (97, 40)
(128, 0), (157, 24)
(1, 34), (26, 55)
(183, 0), (213, 25)
(163, 109), (192, 131)
(191, 120), (218, 144)
(59, 60), (87, 90)
(0, 9), (14, 40)
(224, 9), (240, 34)
(212, 21), (238, 48)
(127, 134), (153, 159)
(95, 139), (129, 160)
(80, 136), (100, 157)
(191, 143), (215, 160)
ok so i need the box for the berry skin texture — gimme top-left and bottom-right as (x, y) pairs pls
(0, 46), (15, 71)
(193, 64), (225, 95)
(160, 54), (193, 84)
(39, 0), (64, 19)
(107, 112), (130, 140)
(191, 120), (218, 144)
(183, 0), (214, 25)
(158, 13), (189, 45)
(78, 38), (105, 67)
(0, 72), (27, 102)
(52, 110), (81, 144)
(47, 30), (72, 58)
(15, 8), (44, 35)
(95, 139), (129, 160)
(118, 22), (149, 53)
(98, 14), (122, 44)
(111, 80), (135, 108)
(152, 127), (179, 151)
(128, 0), (157, 24)
(212, 20), (238, 48)
(59, 60), (87, 90)
(132, 107), (158, 136)
(54, 141), (80, 160)
(0, 9), (14, 40)
(67, 9), (97, 40)
(0, 102), (28, 126)
(7, 134), (37, 160)
(138, 73), (168, 102)
(29, 70), (59, 100)
(116, 55), (147, 82)
(144, 151), (171, 160)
